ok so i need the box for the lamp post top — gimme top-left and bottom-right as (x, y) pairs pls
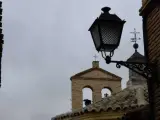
(101, 7), (111, 13)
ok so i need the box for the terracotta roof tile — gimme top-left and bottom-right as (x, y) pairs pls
(52, 85), (148, 120)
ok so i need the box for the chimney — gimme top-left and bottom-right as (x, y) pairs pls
(92, 61), (99, 68)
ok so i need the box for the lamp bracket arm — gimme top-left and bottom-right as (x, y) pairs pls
(106, 59), (154, 79)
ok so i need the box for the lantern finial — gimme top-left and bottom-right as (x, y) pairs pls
(101, 7), (111, 13)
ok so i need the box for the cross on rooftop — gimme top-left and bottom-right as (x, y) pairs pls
(130, 28), (141, 43)
(93, 54), (98, 61)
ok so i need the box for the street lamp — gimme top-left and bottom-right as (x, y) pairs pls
(89, 6), (154, 80)
(89, 6), (156, 120)
(89, 7), (125, 54)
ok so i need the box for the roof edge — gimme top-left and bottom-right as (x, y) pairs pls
(70, 76), (122, 81)
(70, 67), (122, 80)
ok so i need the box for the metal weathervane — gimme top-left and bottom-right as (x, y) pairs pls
(130, 28), (141, 52)
(130, 28), (141, 43)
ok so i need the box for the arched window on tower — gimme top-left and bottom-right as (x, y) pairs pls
(101, 88), (112, 98)
(82, 87), (93, 107)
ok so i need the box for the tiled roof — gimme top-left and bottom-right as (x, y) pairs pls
(52, 85), (148, 120)
(127, 51), (146, 62)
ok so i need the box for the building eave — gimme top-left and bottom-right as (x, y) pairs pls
(70, 67), (122, 80)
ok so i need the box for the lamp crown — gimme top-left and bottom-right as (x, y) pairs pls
(101, 7), (111, 13)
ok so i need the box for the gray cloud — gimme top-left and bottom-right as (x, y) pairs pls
(1, 0), (143, 119)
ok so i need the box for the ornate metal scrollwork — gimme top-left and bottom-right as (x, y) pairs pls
(105, 56), (153, 80)
(115, 61), (152, 79)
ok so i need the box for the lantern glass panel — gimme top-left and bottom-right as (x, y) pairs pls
(99, 21), (123, 52)
(90, 24), (101, 51)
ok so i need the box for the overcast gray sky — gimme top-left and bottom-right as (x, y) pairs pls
(1, 0), (144, 120)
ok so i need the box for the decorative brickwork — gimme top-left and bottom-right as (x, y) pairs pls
(147, 8), (160, 64)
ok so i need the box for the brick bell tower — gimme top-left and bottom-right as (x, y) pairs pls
(70, 60), (122, 111)
(139, 0), (160, 120)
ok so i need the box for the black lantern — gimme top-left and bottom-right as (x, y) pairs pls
(89, 7), (126, 53)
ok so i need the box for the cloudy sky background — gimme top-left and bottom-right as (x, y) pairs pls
(0, 0), (144, 120)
